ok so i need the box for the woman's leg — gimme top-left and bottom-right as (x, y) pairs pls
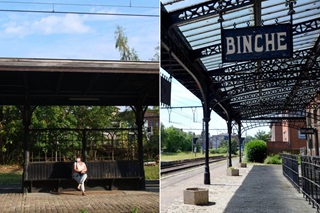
(79, 173), (87, 184)
(79, 174), (87, 193)
(72, 173), (81, 183)
(72, 173), (81, 190)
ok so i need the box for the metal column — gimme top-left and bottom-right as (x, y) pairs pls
(227, 118), (232, 168)
(82, 129), (87, 162)
(22, 103), (32, 193)
(203, 115), (211, 185)
(132, 105), (147, 190)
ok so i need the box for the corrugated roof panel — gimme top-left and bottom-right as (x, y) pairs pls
(222, 6), (254, 29)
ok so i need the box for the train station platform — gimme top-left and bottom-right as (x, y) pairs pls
(0, 185), (159, 213)
(161, 162), (316, 213)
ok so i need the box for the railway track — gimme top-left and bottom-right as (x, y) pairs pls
(161, 155), (226, 176)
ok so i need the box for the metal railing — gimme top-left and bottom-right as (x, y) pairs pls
(30, 128), (139, 162)
(281, 153), (300, 192)
(301, 155), (320, 211)
(282, 154), (320, 211)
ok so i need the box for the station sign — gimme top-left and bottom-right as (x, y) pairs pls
(300, 128), (315, 135)
(221, 24), (292, 62)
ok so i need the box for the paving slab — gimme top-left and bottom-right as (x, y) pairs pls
(0, 190), (159, 213)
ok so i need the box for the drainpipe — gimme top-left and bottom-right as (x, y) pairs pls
(227, 117), (232, 168)
(315, 128), (319, 156)
(238, 123), (242, 163)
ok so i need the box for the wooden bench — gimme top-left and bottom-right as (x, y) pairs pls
(23, 161), (143, 193)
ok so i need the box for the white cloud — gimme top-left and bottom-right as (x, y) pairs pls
(36, 14), (91, 34)
(4, 14), (91, 36)
(83, 7), (119, 21)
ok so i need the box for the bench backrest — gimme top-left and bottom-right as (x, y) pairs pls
(26, 160), (141, 180)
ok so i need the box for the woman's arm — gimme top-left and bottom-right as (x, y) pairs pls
(74, 162), (80, 172)
(81, 164), (87, 173)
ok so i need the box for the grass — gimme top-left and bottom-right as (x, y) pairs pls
(144, 165), (159, 180)
(0, 172), (22, 185)
(264, 154), (282, 165)
(161, 152), (224, 161)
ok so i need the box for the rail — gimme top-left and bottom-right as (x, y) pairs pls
(161, 155), (226, 175)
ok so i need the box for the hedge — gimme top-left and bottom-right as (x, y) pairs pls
(244, 140), (267, 163)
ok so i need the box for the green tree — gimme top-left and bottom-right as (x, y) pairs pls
(68, 106), (118, 129)
(32, 106), (119, 129)
(254, 130), (271, 143)
(161, 125), (193, 152)
(114, 25), (139, 61)
(160, 123), (167, 151)
(0, 106), (23, 164)
(219, 139), (238, 155)
(151, 45), (159, 61)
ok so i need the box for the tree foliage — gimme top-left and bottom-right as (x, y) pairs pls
(161, 125), (193, 152)
(32, 106), (119, 129)
(219, 139), (238, 155)
(114, 25), (140, 61)
(253, 129), (271, 142)
(151, 45), (159, 61)
(0, 106), (23, 164)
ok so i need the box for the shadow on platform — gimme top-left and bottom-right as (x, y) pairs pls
(223, 165), (315, 213)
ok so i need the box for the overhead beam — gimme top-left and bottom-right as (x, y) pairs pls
(166, 0), (254, 27)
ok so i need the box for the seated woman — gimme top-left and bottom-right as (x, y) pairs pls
(72, 155), (87, 196)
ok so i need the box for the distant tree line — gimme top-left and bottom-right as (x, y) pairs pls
(161, 123), (271, 154)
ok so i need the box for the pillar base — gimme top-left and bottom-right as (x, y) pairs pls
(239, 162), (247, 168)
(184, 188), (209, 205)
(227, 168), (239, 176)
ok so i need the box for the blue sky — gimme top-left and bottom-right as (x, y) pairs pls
(0, 0), (159, 60)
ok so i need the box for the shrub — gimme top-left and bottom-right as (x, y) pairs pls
(210, 149), (218, 154)
(264, 154), (282, 164)
(218, 147), (228, 154)
(244, 140), (267, 163)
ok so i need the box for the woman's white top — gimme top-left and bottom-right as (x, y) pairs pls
(75, 162), (86, 171)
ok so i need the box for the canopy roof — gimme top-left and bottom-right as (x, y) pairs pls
(0, 58), (159, 106)
(161, 0), (320, 129)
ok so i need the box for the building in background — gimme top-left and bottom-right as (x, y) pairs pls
(268, 120), (306, 155)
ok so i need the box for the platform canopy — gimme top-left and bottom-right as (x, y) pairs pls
(0, 58), (159, 106)
(161, 0), (320, 130)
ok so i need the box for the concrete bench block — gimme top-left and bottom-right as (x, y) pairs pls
(239, 162), (247, 168)
(183, 188), (209, 205)
(227, 168), (239, 176)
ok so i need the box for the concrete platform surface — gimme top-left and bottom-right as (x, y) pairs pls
(161, 163), (316, 213)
